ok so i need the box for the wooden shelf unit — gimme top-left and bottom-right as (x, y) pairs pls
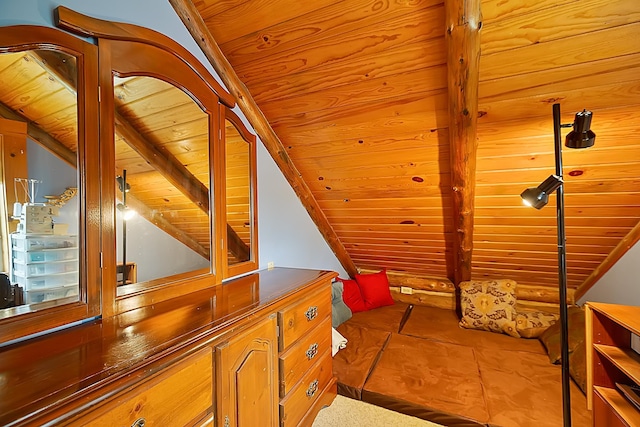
(586, 302), (640, 426)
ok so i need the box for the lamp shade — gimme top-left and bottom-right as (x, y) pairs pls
(520, 175), (563, 210)
(565, 109), (595, 149)
(521, 187), (548, 209)
(117, 203), (136, 220)
(116, 175), (131, 193)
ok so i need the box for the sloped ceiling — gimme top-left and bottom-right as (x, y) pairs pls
(179, 0), (640, 302)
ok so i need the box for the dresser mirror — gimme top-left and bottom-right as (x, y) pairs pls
(0, 9), (260, 340)
(94, 30), (226, 315)
(113, 75), (212, 297)
(0, 26), (101, 342)
(223, 107), (258, 278)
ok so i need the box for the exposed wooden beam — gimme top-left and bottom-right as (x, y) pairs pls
(169, 0), (358, 278)
(363, 267), (567, 304)
(445, 0), (482, 286)
(0, 102), (76, 168)
(29, 51), (77, 95)
(227, 223), (249, 262)
(114, 111), (209, 211)
(575, 219), (640, 301)
(114, 111), (249, 260)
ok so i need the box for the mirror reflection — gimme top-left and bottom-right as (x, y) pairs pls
(113, 76), (211, 296)
(0, 49), (80, 314)
(225, 118), (252, 266)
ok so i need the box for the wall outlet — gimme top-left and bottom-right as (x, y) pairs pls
(267, 261), (274, 270)
(400, 286), (413, 295)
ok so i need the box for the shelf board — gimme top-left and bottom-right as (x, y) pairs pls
(595, 386), (640, 425)
(595, 344), (640, 385)
(589, 302), (640, 336)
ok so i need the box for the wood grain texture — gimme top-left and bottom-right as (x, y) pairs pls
(179, 0), (640, 299)
(70, 348), (213, 426)
(446, 0), (482, 286)
(220, 0), (443, 67)
(229, 5), (445, 87)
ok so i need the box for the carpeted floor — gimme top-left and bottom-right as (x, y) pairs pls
(312, 395), (443, 427)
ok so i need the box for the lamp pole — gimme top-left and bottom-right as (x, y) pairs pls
(122, 169), (128, 285)
(552, 103), (571, 427)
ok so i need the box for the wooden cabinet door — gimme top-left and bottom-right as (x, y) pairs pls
(216, 314), (278, 427)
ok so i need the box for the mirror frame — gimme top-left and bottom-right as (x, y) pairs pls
(55, 6), (238, 316)
(100, 39), (220, 316)
(0, 7), (261, 340)
(0, 25), (101, 342)
(221, 106), (258, 279)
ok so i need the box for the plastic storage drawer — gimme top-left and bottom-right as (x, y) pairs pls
(12, 247), (78, 263)
(11, 234), (77, 251)
(14, 271), (79, 290)
(24, 285), (78, 304)
(13, 259), (77, 277)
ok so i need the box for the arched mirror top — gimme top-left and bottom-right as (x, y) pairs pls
(0, 25), (100, 343)
(225, 109), (256, 145)
(0, 25), (95, 56)
(54, 6), (235, 108)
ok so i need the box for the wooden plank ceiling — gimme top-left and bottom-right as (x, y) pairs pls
(2, 0), (639, 305)
(188, 0), (640, 301)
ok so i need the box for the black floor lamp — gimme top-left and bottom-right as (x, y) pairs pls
(520, 103), (595, 427)
(117, 170), (133, 284)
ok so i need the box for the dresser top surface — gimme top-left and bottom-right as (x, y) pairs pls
(0, 267), (336, 426)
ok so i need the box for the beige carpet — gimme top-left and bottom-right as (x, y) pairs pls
(312, 395), (443, 427)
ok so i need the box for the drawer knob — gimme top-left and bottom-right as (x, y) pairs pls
(131, 418), (146, 427)
(305, 306), (318, 321)
(306, 379), (319, 398)
(306, 343), (319, 360)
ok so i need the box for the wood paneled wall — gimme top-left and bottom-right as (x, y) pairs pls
(188, 0), (640, 306)
(475, 0), (640, 293)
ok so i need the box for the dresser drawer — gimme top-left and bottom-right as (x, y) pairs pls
(69, 348), (213, 426)
(278, 287), (331, 351)
(279, 315), (331, 397)
(279, 350), (332, 427)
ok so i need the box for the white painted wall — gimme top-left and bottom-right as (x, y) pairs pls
(27, 139), (78, 233)
(0, 0), (347, 279)
(115, 212), (210, 283)
(256, 142), (347, 277)
(578, 240), (640, 307)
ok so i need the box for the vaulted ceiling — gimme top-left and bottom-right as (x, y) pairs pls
(3, 0), (639, 310)
(172, 0), (640, 306)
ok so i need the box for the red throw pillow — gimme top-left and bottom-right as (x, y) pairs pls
(355, 270), (394, 310)
(339, 278), (366, 313)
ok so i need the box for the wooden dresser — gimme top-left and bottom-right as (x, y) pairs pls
(0, 268), (337, 427)
(586, 302), (640, 427)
